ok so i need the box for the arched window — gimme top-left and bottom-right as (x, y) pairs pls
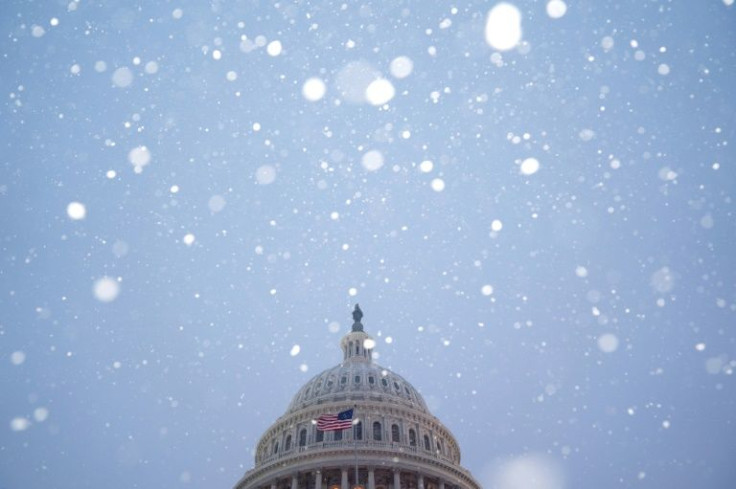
(285, 435), (292, 451)
(424, 435), (431, 451)
(273, 441), (279, 454)
(334, 430), (342, 441)
(373, 421), (382, 441)
(299, 429), (307, 447)
(381, 378), (389, 387)
(409, 429), (417, 447)
(391, 424), (400, 443)
(316, 429), (324, 443)
(354, 421), (363, 440)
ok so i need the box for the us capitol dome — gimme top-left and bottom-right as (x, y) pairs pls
(234, 305), (481, 489)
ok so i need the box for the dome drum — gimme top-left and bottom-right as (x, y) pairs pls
(254, 402), (460, 467)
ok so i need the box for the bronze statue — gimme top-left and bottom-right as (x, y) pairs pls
(352, 304), (363, 331)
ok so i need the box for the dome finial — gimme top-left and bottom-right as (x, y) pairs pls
(351, 304), (364, 332)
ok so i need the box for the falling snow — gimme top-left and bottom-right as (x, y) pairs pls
(485, 3), (523, 51)
(389, 56), (414, 79)
(365, 78), (396, 106)
(546, 0), (568, 19)
(111, 67), (134, 88)
(597, 333), (620, 353)
(128, 145), (151, 172)
(10, 351), (26, 366)
(302, 77), (327, 102)
(93, 277), (120, 302)
(519, 157), (540, 176)
(66, 201), (86, 220)
(361, 150), (385, 171)
(430, 178), (446, 192)
(266, 40), (283, 57)
(2, 2), (735, 489)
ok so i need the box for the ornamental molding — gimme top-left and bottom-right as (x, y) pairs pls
(236, 444), (480, 489)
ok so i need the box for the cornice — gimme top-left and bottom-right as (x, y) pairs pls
(235, 444), (481, 489)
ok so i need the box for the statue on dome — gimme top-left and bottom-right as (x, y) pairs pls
(352, 304), (364, 331)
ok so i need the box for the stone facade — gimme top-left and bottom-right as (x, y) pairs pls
(234, 310), (481, 489)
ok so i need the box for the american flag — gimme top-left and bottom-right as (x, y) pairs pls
(316, 408), (354, 431)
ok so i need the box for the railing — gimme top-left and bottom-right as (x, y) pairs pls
(258, 439), (456, 466)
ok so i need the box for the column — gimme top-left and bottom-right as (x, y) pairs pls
(271, 483), (277, 489)
(291, 475), (298, 489)
(315, 470), (323, 489)
(438, 481), (445, 489)
(368, 468), (375, 489)
(341, 469), (349, 489)
(393, 470), (401, 489)
(417, 475), (424, 489)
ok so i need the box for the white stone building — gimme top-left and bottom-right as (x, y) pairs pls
(234, 306), (481, 489)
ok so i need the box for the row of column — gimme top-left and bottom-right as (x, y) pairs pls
(269, 469), (450, 489)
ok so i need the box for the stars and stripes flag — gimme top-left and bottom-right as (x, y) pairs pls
(316, 408), (354, 431)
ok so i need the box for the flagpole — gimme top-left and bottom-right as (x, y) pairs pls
(353, 405), (358, 489)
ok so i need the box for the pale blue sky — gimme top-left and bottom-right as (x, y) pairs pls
(1, 1), (735, 488)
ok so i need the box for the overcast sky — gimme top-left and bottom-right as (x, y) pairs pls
(1, 1), (735, 488)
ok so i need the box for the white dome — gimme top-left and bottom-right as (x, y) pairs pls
(235, 306), (481, 489)
(287, 361), (430, 413)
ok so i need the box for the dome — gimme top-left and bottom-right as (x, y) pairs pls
(235, 305), (480, 489)
(287, 307), (428, 415)
(286, 359), (429, 414)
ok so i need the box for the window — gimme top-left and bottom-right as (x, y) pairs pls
(285, 435), (292, 451)
(273, 441), (279, 454)
(341, 376), (347, 385)
(334, 430), (342, 441)
(373, 421), (382, 441)
(394, 381), (400, 391)
(424, 435), (431, 451)
(316, 430), (324, 443)
(391, 424), (400, 443)
(354, 422), (363, 440)
(369, 376), (375, 385)
(354, 375), (361, 384)
(299, 429), (307, 447)
(381, 378), (389, 387)
(409, 429), (416, 447)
